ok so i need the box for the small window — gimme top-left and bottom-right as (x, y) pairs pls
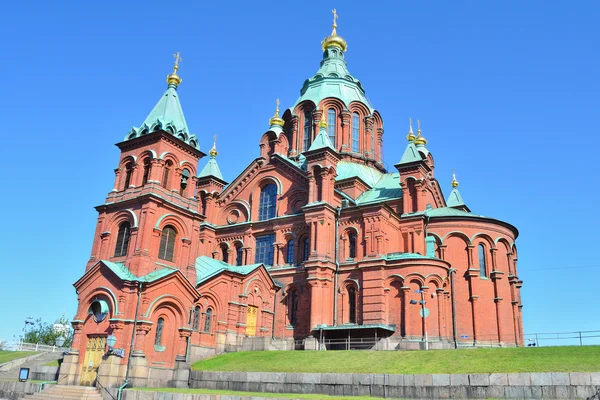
(327, 109), (336, 146)
(352, 113), (360, 152)
(236, 245), (243, 266)
(193, 306), (200, 330)
(255, 234), (275, 266)
(258, 184), (277, 221)
(221, 246), (229, 263)
(154, 317), (164, 346)
(114, 221), (131, 257)
(162, 161), (172, 188)
(123, 162), (133, 190)
(89, 300), (108, 323)
(286, 239), (295, 265)
(289, 290), (299, 325)
(348, 232), (357, 259)
(142, 159), (151, 186)
(180, 168), (190, 196)
(348, 287), (357, 323)
(204, 308), (213, 332)
(303, 110), (313, 151)
(302, 236), (310, 261)
(159, 225), (176, 261)
(478, 244), (487, 278)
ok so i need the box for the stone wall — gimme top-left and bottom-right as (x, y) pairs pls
(190, 370), (600, 399)
(0, 381), (43, 400)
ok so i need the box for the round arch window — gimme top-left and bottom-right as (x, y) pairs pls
(89, 300), (109, 323)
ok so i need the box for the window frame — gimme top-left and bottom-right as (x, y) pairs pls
(478, 243), (488, 278)
(258, 184), (278, 221)
(352, 113), (360, 152)
(158, 225), (177, 262)
(113, 221), (131, 257)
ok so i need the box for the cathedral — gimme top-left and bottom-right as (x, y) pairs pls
(60, 12), (524, 388)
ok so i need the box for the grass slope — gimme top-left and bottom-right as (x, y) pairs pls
(193, 346), (600, 374)
(0, 351), (36, 364)
(134, 387), (402, 400)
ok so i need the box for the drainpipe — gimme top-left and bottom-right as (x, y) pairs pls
(117, 379), (129, 400)
(333, 207), (341, 326)
(124, 281), (143, 386)
(271, 291), (277, 339)
(450, 269), (458, 348)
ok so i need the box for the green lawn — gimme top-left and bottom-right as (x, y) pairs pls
(42, 360), (60, 367)
(192, 346), (600, 374)
(133, 387), (404, 400)
(0, 351), (36, 364)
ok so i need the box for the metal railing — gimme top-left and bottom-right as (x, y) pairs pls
(1, 341), (67, 352)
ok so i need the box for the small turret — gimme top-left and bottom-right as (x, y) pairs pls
(447, 170), (470, 211)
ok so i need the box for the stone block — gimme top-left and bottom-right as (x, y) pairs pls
(431, 374), (450, 387)
(530, 372), (552, 386)
(370, 383), (385, 397)
(387, 374), (403, 386)
(334, 374), (353, 385)
(551, 372), (569, 385)
(231, 371), (247, 382)
(320, 373), (336, 385)
(469, 373), (490, 386)
(569, 372), (591, 385)
(484, 386), (505, 399)
(489, 373), (508, 386)
(576, 385), (596, 398)
(530, 386), (543, 399)
(466, 386), (487, 398)
(403, 374), (415, 386)
(432, 386), (451, 399)
(504, 386), (525, 398)
(507, 373), (530, 386)
(414, 374), (433, 387)
(352, 373), (372, 385)
(300, 373), (321, 384)
(246, 372), (262, 383)
(372, 374), (385, 385)
(449, 374), (469, 386)
(591, 372), (600, 385)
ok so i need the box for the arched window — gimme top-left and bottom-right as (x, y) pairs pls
(204, 308), (213, 332)
(236, 245), (243, 266)
(258, 184), (277, 221)
(348, 231), (357, 259)
(123, 162), (133, 190)
(348, 287), (357, 323)
(180, 168), (190, 196)
(286, 239), (295, 265)
(303, 110), (312, 151)
(162, 161), (172, 188)
(154, 317), (164, 346)
(478, 244), (487, 277)
(352, 113), (360, 152)
(221, 246), (229, 263)
(327, 109), (336, 146)
(289, 290), (299, 325)
(113, 221), (131, 257)
(142, 159), (151, 186)
(302, 236), (310, 261)
(192, 306), (200, 330)
(159, 225), (176, 261)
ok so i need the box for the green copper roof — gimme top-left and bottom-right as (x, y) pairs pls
(336, 161), (383, 187)
(293, 47), (373, 112)
(125, 83), (200, 150)
(101, 260), (177, 283)
(446, 188), (466, 208)
(356, 172), (402, 204)
(308, 125), (336, 152)
(425, 207), (483, 218)
(195, 256), (262, 286)
(397, 142), (423, 165)
(199, 155), (223, 180)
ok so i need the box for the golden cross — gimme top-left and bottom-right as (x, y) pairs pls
(213, 134), (217, 145)
(417, 119), (421, 132)
(409, 117), (412, 129)
(173, 52), (182, 70)
(276, 98), (280, 114)
(332, 9), (338, 27)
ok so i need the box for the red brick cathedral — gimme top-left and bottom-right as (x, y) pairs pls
(62, 13), (523, 387)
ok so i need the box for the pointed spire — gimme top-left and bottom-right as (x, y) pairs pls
(269, 98), (285, 127)
(321, 9), (348, 52)
(406, 117), (416, 142)
(413, 119), (428, 146)
(199, 134), (224, 180)
(447, 169), (466, 209)
(166, 52), (183, 88)
(308, 113), (335, 152)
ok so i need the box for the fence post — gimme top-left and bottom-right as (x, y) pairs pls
(35, 343), (39, 351)
(579, 331), (583, 346)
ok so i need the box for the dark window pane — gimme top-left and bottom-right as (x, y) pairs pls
(258, 184), (277, 221)
(255, 234), (275, 266)
(159, 226), (176, 261)
(114, 222), (131, 257)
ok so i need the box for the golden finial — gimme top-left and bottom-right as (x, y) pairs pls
(406, 117), (416, 142)
(269, 98), (285, 127)
(319, 113), (328, 129)
(451, 169), (459, 188)
(166, 52), (183, 87)
(209, 134), (218, 157)
(321, 9), (348, 52)
(414, 119), (428, 145)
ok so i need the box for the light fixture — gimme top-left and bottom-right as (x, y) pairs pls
(106, 334), (117, 348)
(55, 336), (66, 347)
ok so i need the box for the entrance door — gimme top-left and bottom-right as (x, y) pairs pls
(80, 336), (106, 386)
(245, 306), (258, 336)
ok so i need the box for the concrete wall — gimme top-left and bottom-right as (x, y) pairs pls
(0, 381), (44, 400)
(190, 370), (600, 399)
(103, 388), (300, 400)
(30, 366), (59, 381)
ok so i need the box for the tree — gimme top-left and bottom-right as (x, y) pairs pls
(20, 317), (73, 347)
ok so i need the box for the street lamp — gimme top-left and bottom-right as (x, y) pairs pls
(411, 290), (429, 351)
(55, 336), (66, 348)
(107, 334), (117, 349)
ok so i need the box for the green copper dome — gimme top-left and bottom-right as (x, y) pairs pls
(293, 46), (373, 112)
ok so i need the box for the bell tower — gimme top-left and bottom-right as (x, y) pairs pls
(87, 54), (206, 282)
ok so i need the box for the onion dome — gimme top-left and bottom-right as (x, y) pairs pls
(451, 171), (459, 188)
(413, 120), (428, 146)
(321, 9), (347, 52)
(269, 98), (284, 127)
(406, 118), (416, 142)
(166, 52), (182, 87)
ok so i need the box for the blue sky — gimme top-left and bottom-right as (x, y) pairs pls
(0, 1), (598, 345)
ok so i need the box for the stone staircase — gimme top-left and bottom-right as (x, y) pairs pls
(23, 385), (102, 400)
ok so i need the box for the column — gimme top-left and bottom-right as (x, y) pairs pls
(401, 286), (410, 337)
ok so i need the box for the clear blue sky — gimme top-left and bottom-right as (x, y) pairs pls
(1, 1), (599, 345)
